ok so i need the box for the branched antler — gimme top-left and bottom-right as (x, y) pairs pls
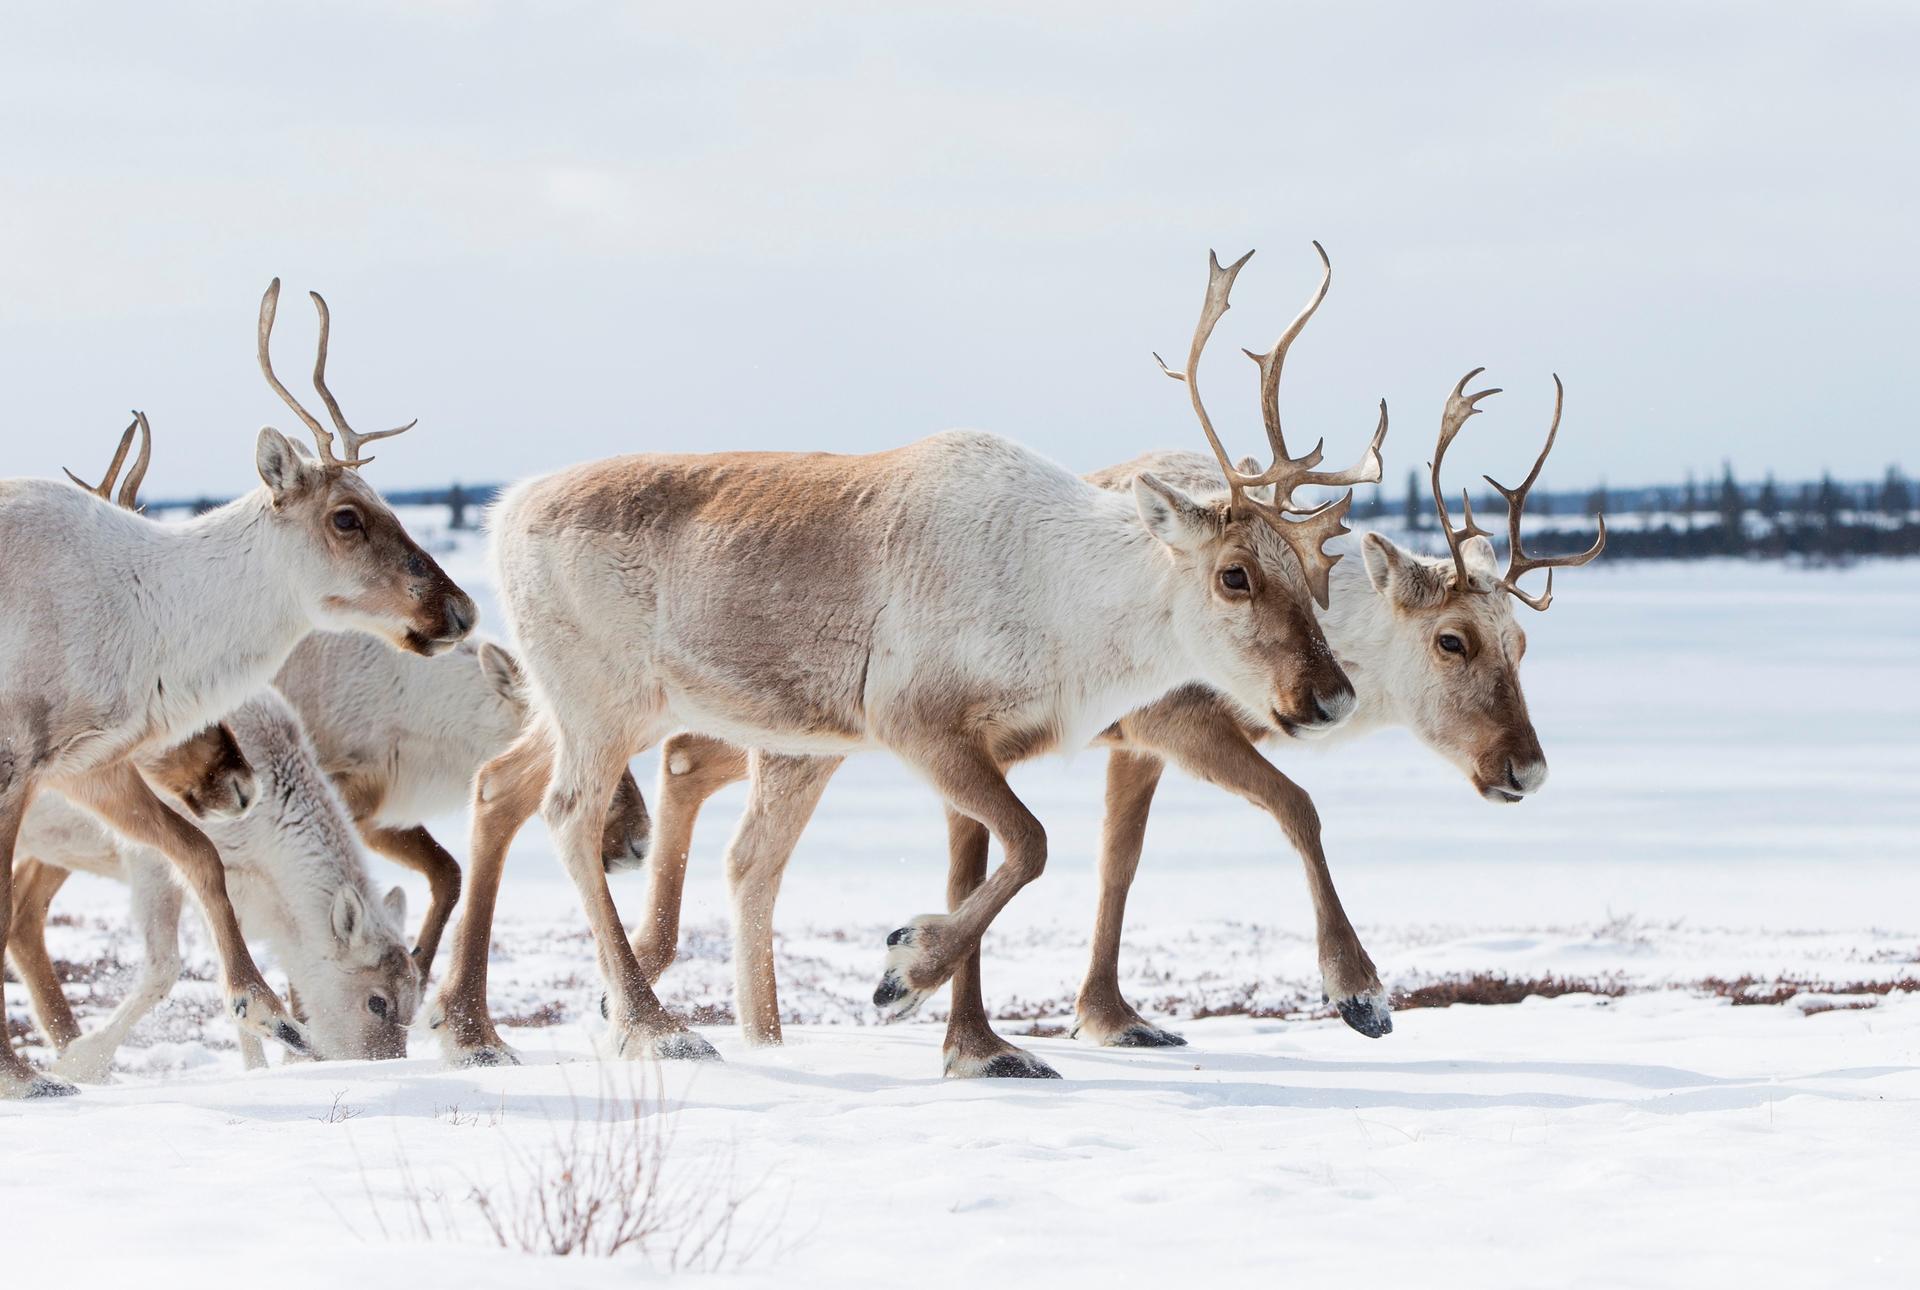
(63, 411), (152, 511)
(1156, 244), (1389, 607)
(1429, 370), (1606, 611)
(258, 278), (415, 469)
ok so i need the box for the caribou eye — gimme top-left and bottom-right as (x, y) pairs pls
(1437, 633), (1466, 656)
(1219, 566), (1250, 593)
(331, 508), (363, 533)
(367, 995), (388, 1018)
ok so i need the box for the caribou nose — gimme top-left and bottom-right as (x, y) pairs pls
(1310, 684), (1357, 729)
(443, 594), (476, 641)
(1507, 758), (1549, 795)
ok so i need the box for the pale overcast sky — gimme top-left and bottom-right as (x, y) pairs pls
(1, 3), (1914, 498)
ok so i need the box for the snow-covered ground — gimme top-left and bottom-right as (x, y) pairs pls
(6, 518), (1918, 1287)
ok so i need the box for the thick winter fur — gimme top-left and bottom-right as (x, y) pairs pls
(274, 631), (653, 975)
(430, 431), (1356, 1069)
(8, 690), (419, 1079)
(634, 449), (1556, 1068)
(0, 434), (473, 1098)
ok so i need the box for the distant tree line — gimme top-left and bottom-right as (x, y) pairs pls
(1357, 463), (1919, 562)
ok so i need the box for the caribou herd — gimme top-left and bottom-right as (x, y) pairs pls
(0, 246), (1602, 1099)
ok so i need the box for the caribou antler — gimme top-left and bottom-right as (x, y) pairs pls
(258, 278), (415, 469)
(1155, 244), (1389, 607)
(1480, 375), (1606, 610)
(1429, 370), (1605, 611)
(63, 411), (152, 511)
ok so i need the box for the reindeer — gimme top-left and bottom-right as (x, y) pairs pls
(8, 688), (420, 1079)
(428, 244), (1385, 1077)
(0, 283), (473, 1098)
(273, 629), (654, 977)
(631, 370), (1604, 1057)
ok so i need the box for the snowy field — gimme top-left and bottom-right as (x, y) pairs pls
(7, 517), (1919, 1287)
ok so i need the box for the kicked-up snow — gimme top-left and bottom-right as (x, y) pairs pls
(5, 519), (1917, 1287)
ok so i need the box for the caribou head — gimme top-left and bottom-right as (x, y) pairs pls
(254, 280), (476, 656)
(1361, 370), (1605, 803)
(1148, 244), (1387, 738)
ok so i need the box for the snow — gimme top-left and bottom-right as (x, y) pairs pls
(6, 516), (1918, 1287)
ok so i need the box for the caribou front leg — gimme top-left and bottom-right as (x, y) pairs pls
(1128, 706), (1390, 1038)
(873, 741), (1049, 1035)
(53, 854), (188, 1082)
(1071, 749), (1190, 1048)
(7, 858), (81, 1051)
(942, 811), (1058, 1079)
(64, 763), (314, 1057)
(2, 779), (79, 1098)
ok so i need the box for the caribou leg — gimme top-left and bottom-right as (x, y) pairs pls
(631, 734), (748, 984)
(7, 859), (80, 1051)
(873, 740), (1050, 1030)
(1071, 749), (1191, 1048)
(941, 810), (1058, 1079)
(53, 853), (188, 1082)
(2, 775), (79, 1098)
(541, 720), (716, 1062)
(1120, 704), (1391, 1038)
(60, 762), (313, 1057)
(719, 750), (841, 1046)
(359, 824), (462, 979)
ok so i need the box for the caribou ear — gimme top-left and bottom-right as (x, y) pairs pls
(1362, 533), (1449, 611)
(382, 886), (407, 928)
(256, 428), (318, 504)
(1459, 535), (1500, 589)
(476, 642), (526, 704)
(331, 885), (371, 946)
(1134, 473), (1215, 553)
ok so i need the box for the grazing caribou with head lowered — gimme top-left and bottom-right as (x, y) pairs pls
(429, 244), (1386, 1078)
(0, 283), (473, 1098)
(630, 369), (1603, 1059)
(9, 688), (420, 1079)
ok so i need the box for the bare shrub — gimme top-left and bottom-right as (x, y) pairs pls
(1698, 975), (1920, 1006)
(356, 1066), (785, 1272)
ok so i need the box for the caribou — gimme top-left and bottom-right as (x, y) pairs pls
(0, 283), (473, 1098)
(427, 243), (1387, 1078)
(626, 370), (1605, 1064)
(9, 688), (420, 1079)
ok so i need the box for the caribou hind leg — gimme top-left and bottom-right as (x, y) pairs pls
(1072, 749), (1190, 1048)
(630, 733), (749, 984)
(52, 853), (188, 1082)
(543, 722), (716, 1062)
(941, 810), (1058, 1079)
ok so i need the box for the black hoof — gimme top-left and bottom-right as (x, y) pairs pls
(980, 1053), (1062, 1079)
(1336, 995), (1394, 1039)
(459, 1046), (520, 1068)
(1113, 1024), (1188, 1048)
(886, 926), (915, 948)
(275, 1021), (312, 1054)
(27, 1076), (80, 1099)
(655, 1031), (722, 1062)
(873, 971), (908, 1008)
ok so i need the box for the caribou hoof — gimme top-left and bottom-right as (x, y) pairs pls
(1335, 991), (1394, 1038)
(946, 1048), (1062, 1080)
(652, 1031), (721, 1062)
(1110, 1023), (1189, 1048)
(874, 915), (947, 1021)
(25, 1073), (81, 1099)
